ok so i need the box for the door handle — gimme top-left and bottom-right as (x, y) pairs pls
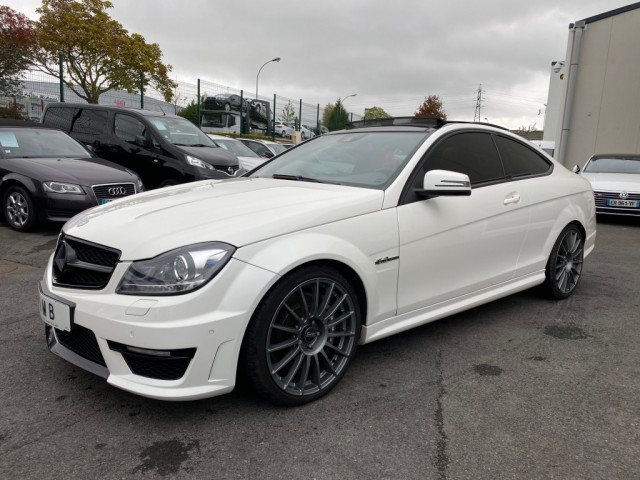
(504, 193), (521, 205)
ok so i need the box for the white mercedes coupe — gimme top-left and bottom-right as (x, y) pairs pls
(38, 117), (596, 405)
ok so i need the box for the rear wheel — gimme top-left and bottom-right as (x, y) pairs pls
(544, 224), (584, 299)
(3, 185), (36, 231)
(241, 266), (361, 406)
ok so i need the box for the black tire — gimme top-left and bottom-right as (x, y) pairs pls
(3, 185), (37, 231)
(241, 265), (362, 406)
(544, 224), (584, 299)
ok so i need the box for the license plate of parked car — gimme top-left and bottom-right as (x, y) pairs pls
(606, 199), (638, 207)
(39, 285), (72, 332)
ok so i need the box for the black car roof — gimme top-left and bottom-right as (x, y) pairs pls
(345, 116), (509, 132)
(43, 102), (180, 119)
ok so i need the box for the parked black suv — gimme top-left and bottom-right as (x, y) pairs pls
(41, 103), (241, 189)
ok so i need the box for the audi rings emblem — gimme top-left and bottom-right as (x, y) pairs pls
(108, 186), (127, 196)
(619, 192), (629, 199)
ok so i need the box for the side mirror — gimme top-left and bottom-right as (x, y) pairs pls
(261, 151), (274, 158)
(135, 135), (148, 148)
(416, 169), (472, 199)
(572, 165), (581, 174)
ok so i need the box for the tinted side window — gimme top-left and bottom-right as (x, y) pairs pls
(115, 114), (146, 143)
(424, 132), (504, 185)
(71, 109), (108, 135)
(43, 107), (78, 131)
(494, 135), (551, 178)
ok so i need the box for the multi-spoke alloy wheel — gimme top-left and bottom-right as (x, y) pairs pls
(3, 186), (35, 231)
(545, 224), (584, 299)
(242, 266), (361, 405)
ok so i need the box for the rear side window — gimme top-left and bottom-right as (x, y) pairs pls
(424, 132), (504, 185)
(43, 107), (78, 131)
(494, 135), (551, 178)
(71, 109), (108, 135)
(115, 114), (146, 143)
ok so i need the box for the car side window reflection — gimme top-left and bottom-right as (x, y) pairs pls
(402, 131), (505, 205)
(115, 114), (146, 144)
(424, 132), (504, 185)
(494, 135), (551, 178)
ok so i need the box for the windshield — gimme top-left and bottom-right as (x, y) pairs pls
(584, 157), (640, 174)
(0, 128), (91, 158)
(148, 117), (215, 147)
(250, 131), (429, 188)
(269, 143), (287, 155)
(213, 139), (259, 157)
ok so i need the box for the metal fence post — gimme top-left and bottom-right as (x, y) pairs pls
(140, 73), (144, 109)
(58, 53), (64, 102)
(197, 79), (201, 128)
(316, 104), (320, 135)
(273, 94), (277, 141)
(299, 99), (302, 131)
(240, 90), (244, 137)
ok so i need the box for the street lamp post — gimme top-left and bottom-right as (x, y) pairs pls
(256, 57), (280, 101)
(335, 93), (357, 130)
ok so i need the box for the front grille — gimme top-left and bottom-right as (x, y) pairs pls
(593, 190), (640, 215)
(108, 341), (196, 380)
(214, 165), (240, 176)
(92, 183), (136, 200)
(53, 234), (121, 289)
(56, 324), (106, 366)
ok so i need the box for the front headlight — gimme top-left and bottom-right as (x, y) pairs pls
(186, 155), (214, 170)
(43, 182), (84, 194)
(116, 242), (235, 296)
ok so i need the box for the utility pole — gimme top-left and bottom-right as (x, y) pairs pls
(473, 84), (483, 122)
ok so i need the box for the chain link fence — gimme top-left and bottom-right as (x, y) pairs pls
(4, 66), (363, 138)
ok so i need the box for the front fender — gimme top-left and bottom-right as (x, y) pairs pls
(234, 209), (399, 325)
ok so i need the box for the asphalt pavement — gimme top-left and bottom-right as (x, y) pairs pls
(0, 216), (638, 479)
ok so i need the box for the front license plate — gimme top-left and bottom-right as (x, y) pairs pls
(606, 199), (639, 208)
(39, 285), (72, 331)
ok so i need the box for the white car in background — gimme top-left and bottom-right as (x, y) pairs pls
(38, 117), (596, 406)
(580, 153), (640, 216)
(274, 121), (293, 138)
(206, 134), (262, 171)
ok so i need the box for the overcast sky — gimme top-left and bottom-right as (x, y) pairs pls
(6, 0), (633, 129)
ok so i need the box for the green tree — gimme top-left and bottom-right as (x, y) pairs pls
(280, 100), (296, 123)
(364, 106), (391, 120)
(33, 0), (176, 104)
(328, 98), (349, 131)
(322, 102), (335, 127)
(0, 6), (37, 95)
(177, 100), (199, 125)
(415, 95), (447, 120)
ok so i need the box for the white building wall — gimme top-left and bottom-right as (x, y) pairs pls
(545, 6), (640, 167)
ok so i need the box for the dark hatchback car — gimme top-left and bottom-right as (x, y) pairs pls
(0, 120), (143, 231)
(202, 94), (248, 113)
(41, 103), (241, 189)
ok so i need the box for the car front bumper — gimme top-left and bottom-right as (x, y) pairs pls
(40, 256), (278, 401)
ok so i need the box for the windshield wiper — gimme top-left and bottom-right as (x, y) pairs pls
(171, 143), (211, 147)
(272, 174), (323, 183)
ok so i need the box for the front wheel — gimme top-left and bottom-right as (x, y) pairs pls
(3, 185), (37, 231)
(241, 266), (361, 406)
(544, 224), (584, 299)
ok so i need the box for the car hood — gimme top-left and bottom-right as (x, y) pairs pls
(3, 156), (137, 184)
(63, 178), (384, 260)
(237, 156), (266, 171)
(177, 145), (238, 166)
(582, 172), (640, 192)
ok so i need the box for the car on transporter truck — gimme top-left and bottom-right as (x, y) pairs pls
(38, 117), (596, 406)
